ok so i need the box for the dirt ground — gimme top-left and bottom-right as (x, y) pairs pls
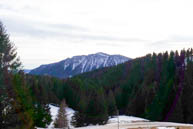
(76, 122), (193, 129)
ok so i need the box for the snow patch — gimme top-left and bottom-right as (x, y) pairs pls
(43, 105), (148, 129)
(81, 60), (87, 73)
(157, 127), (176, 129)
(48, 105), (59, 128)
(103, 57), (109, 67)
(72, 57), (86, 71)
(108, 115), (148, 124)
(64, 63), (70, 70)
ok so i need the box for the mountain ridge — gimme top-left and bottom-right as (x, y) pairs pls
(29, 52), (131, 78)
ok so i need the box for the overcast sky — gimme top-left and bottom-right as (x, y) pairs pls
(0, 0), (193, 69)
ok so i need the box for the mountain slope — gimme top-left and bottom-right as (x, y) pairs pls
(24, 69), (31, 73)
(29, 52), (130, 78)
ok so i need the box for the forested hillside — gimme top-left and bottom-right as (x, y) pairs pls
(24, 48), (193, 127)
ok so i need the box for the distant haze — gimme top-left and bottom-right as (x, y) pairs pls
(0, 0), (193, 69)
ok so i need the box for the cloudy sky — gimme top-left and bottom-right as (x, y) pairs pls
(0, 0), (193, 69)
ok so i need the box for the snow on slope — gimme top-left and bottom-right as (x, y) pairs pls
(48, 105), (58, 128)
(37, 105), (148, 129)
(157, 127), (175, 129)
(108, 115), (148, 124)
(30, 52), (130, 78)
(37, 105), (193, 129)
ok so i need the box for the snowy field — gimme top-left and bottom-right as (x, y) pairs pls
(108, 115), (148, 124)
(37, 105), (193, 129)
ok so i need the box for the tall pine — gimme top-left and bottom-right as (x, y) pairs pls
(54, 99), (68, 128)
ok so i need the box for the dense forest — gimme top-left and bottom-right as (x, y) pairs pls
(1, 20), (193, 128)
(25, 48), (193, 127)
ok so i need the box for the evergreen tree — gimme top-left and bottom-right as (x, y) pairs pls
(0, 21), (33, 129)
(54, 99), (68, 128)
(85, 89), (108, 125)
(166, 94), (184, 122)
(107, 90), (117, 116)
(0, 21), (21, 71)
(71, 111), (86, 127)
(0, 21), (52, 129)
(182, 59), (193, 123)
(33, 104), (52, 128)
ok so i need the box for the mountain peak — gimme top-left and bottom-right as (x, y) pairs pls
(30, 53), (131, 78)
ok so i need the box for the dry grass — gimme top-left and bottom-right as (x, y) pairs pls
(125, 126), (193, 129)
(76, 122), (193, 129)
(175, 126), (193, 129)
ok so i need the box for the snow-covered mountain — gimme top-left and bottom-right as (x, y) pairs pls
(23, 69), (31, 73)
(29, 52), (130, 78)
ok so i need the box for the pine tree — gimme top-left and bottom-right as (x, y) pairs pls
(71, 111), (86, 127)
(0, 21), (32, 129)
(54, 99), (68, 128)
(0, 101), (4, 129)
(85, 89), (108, 125)
(33, 104), (52, 128)
(0, 21), (21, 71)
(0, 21), (52, 129)
(166, 95), (184, 122)
(107, 90), (117, 116)
(182, 58), (193, 123)
(0, 21), (21, 112)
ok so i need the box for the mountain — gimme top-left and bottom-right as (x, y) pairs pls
(23, 69), (31, 73)
(29, 52), (130, 78)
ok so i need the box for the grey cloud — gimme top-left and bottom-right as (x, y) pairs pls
(147, 35), (193, 51)
(96, 42), (124, 47)
(76, 35), (148, 42)
(168, 35), (193, 42)
(149, 35), (193, 47)
(1, 15), (149, 45)
(0, 4), (16, 12)
(0, 3), (39, 14)
(1, 16), (89, 38)
(48, 24), (88, 32)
